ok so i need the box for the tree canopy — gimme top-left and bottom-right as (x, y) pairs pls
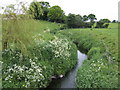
(28, 2), (43, 19)
(47, 5), (65, 23)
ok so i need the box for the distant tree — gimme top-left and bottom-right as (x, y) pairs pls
(95, 19), (110, 28)
(66, 13), (84, 28)
(28, 2), (43, 19)
(47, 5), (65, 23)
(88, 14), (97, 28)
(101, 19), (111, 23)
(39, 1), (50, 20)
(75, 14), (84, 28)
(83, 15), (88, 22)
(88, 14), (97, 22)
(104, 23), (109, 28)
(66, 13), (76, 28)
(84, 22), (92, 28)
(112, 20), (117, 23)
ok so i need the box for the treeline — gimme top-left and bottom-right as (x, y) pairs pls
(28, 1), (115, 29)
(2, 1), (118, 29)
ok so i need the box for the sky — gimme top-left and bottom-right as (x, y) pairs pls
(0, 0), (119, 21)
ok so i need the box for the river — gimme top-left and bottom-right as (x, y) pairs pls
(47, 50), (87, 88)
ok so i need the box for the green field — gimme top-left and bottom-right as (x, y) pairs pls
(59, 23), (119, 88)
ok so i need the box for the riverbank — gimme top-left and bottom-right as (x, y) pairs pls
(59, 26), (118, 88)
(47, 50), (87, 88)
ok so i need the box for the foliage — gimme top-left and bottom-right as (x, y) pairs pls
(47, 5), (65, 23)
(47, 36), (77, 75)
(28, 1), (43, 19)
(83, 15), (88, 22)
(39, 1), (50, 20)
(66, 13), (84, 28)
(95, 19), (111, 28)
(112, 20), (117, 23)
(29, 35), (77, 75)
(76, 57), (118, 88)
(88, 14), (97, 22)
(2, 49), (54, 88)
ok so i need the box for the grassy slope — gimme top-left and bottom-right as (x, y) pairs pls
(59, 23), (119, 88)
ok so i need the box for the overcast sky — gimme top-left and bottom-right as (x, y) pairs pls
(0, 0), (119, 21)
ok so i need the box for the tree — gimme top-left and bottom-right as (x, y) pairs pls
(47, 5), (65, 23)
(83, 15), (88, 22)
(112, 20), (117, 23)
(66, 13), (84, 28)
(75, 14), (84, 28)
(28, 1), (43, 19)
(101, 19), (111, 23)
(66, 13), (76, 28)
(95, 19), (110, 28)
(88, 14), (97, 28)
(39, 1), (50, 20)
(88, 14), (97, 22)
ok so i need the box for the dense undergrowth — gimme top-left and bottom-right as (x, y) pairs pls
(59, 24), (119, 88)
(2, 19), (77, 88)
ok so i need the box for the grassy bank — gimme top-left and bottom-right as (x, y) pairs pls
(2, 19), (77, 88)
(59, 23), (119, 88)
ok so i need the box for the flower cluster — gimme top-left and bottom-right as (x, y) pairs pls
(32, 34), (45, 45)
(4, 59), (45, 88)
(48, 37), (71, 59)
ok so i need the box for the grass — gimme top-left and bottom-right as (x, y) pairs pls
(59, 23), (119, 88)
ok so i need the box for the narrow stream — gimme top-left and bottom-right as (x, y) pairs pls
(47, 50), (87, 88)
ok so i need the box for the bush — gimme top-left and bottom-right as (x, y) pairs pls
(48, 38), (77, 75)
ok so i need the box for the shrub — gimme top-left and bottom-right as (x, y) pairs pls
(48, 37), (77, 75)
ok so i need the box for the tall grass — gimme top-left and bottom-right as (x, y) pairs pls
(2, 19), (62, 55)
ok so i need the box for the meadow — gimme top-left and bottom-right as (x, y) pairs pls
(59, 23), (119, 88)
